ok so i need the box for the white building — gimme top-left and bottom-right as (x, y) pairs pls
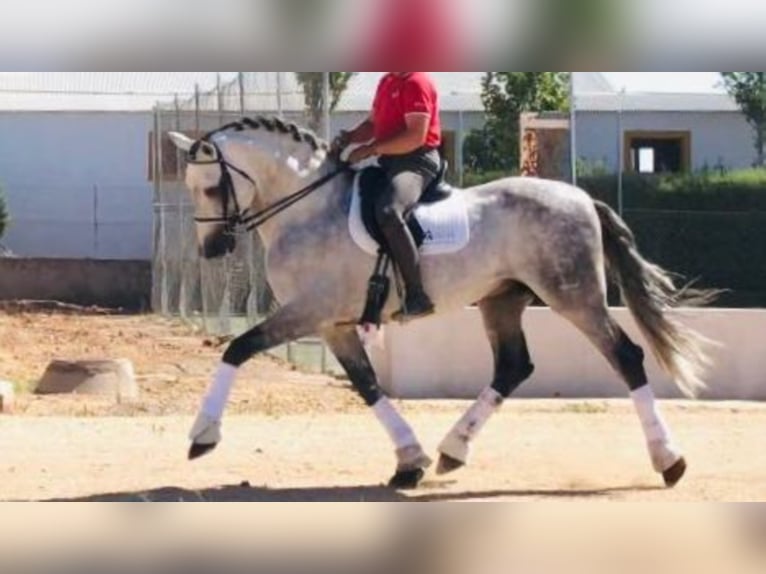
(0, 72), (236, 260)
(575, 91), (754, 174)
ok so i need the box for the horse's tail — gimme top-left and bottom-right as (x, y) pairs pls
(594, 200), (719, 398)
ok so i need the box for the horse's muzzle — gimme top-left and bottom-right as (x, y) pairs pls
(200, 232), (236, 259)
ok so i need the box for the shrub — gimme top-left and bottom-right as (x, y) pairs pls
(0, 184), (8, 241)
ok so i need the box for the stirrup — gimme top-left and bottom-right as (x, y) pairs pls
(359, 251), (392, 327)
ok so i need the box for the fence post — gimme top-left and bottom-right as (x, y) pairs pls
(238, 72), (245, 116)
(217, 73), (224, 125)
(322, 72), (331, 140)
(92, 184), (99, 258)
(155, 107), (168, 315)
(457, 107), (465, 187)
(570, 72), (578, 186)
(194, 83), (201, 136)
(151, 106), (159, 312)
(276, 72), (283, 117)
(617, 88), (626, 217)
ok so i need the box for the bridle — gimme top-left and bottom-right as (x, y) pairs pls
(187, 139), (350, 234)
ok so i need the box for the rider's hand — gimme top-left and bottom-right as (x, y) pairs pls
(348, 143), (378, 165)
(331, 130), (352, 156)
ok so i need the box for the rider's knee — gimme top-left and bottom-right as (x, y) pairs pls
(374, 198), (402, 229)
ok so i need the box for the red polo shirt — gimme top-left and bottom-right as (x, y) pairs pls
(372, 72), (442, 149)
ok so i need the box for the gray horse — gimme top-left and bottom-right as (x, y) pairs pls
(169, 117), (715, 490)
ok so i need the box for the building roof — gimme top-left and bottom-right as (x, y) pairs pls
(0, 72), (237, 112)
(337, 72), (616, 112)
(3, 72), (735, 115)
(337, 72), (486, 112)
(573, 72), (615, 94)
(576, 91), (740, 113)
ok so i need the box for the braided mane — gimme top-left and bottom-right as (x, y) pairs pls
(200, 115), (329, 153)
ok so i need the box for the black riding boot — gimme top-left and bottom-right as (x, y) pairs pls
(381, 219), (435, 322)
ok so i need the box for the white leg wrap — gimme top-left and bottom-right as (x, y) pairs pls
(201, 363), (238, 421)
(439, 387), (504, 464)
(395, 445), (433, 472)
(373, 397), (419, 451)
(647, 440), (684, 474)
(631, 385), (683, 473)
(189, 411), (222, 445)
(189, 363), (238, 445)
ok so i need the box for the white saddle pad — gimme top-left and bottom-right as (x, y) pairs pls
(348, 173), (471, 256)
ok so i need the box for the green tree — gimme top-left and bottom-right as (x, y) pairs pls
(0, 184), (8, 241)
(295, 73), (357, 133)
(721, 73), (766, 167)
(466, 72), (569, 174)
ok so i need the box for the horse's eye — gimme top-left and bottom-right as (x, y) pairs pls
(203, 187), (219, 199)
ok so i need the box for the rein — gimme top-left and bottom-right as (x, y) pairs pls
(189, 141), (350, 233)
(241, 165), (350, 233)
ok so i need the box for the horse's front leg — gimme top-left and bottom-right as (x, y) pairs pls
(323, 324), (432, 490)
(188, 303), (319, 460)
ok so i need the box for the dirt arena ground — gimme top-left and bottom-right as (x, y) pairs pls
(1, 308), (765, 502)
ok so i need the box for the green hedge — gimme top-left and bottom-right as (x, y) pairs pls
(579, 170), (766, 308)
(463, 168), (766, 210)
(463, 169), (766, 307)
(579, 169), (766, 212)
(0, 184), (8, 241)
(622, 210), (766, 308)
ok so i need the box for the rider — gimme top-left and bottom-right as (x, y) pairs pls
(335, 72), (442, 321)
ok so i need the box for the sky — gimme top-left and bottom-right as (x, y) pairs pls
(602, 72), (724, 93)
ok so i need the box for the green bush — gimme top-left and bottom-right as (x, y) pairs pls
(579, 169), (766, 211)
(460, 169), (766, 307)
(580, 169), (766, 308)
(0, 184), (8, 241)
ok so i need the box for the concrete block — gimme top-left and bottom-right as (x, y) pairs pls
(0, 381), (15, 414)
(34, 359), (139, 402)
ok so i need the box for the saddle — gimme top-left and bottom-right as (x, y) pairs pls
(358, 159), (454, 249)
(356, 160), (454, 327)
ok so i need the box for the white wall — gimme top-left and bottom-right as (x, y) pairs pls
(371, 308), (766, 401)
(576, 111), (755, 172)
(0, 112), (153, 259)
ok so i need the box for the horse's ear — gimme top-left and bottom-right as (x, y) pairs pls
(168, 131), (194, 153)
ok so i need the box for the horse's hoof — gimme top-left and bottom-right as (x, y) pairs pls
(436, 454), (465, 476)
(188, 442), (218, 461)
(663, 457), (687, 488)
(388, 468), (426, 490)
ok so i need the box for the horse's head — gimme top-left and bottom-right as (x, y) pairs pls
(169, 131), (259, 259)
(170, 119), (332, 259)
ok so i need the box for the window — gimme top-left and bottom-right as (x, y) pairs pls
(624, 131), (691, 174)
(637, 148), (655, 173)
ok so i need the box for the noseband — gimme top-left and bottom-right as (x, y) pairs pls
(187, 140), (257, 233)
(187, 139), (350, 234)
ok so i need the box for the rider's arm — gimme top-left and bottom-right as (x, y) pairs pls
(336, 118), (375, 149)
(346, 118), (375, 144)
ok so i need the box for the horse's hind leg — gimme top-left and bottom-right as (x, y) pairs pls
(437, 282), (536, 475)
(557, 303), (687, 487)
(323, 324), (431, 490)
